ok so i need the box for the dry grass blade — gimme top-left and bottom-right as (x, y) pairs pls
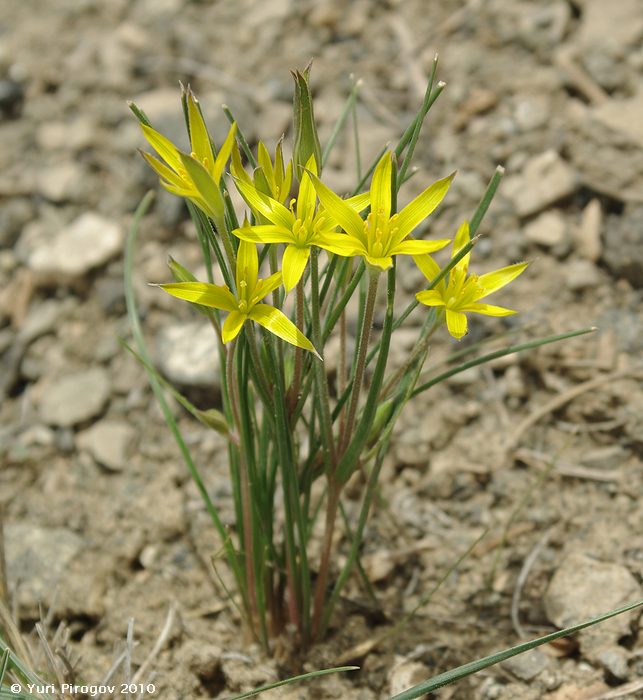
(130, 603), (175, 685)
(504, 366), (643, 462)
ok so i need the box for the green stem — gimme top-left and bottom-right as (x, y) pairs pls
(310, 249), (337, 470)
(340, 267), (379, 454)
(311, 482), (340, 641)
(227, 342), (259, 631)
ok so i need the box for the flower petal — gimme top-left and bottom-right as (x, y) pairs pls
(187, 89), (215, 176)
(159, 282), (237, 311)
(212, 122), (237, 185)
(365, 254), (392, 270)
(231, 142), (252, 186)
(296, 158), (317, 221)
(345, 191), (370, 213)
(308, 172), (365, 242)
(315, 232), (364, 257)
(460, 303), (517, 317)
(413, 254), (441, 283)
(249, 304), (318, 355)
(233, 224), (294, 245)
(179, 152), (225, 219)
(253, 272), (283, 301)
(140, 124), (183, 172)
(139, 150), (185, 190)
(370, 152), (393, 222)
(446, 309), (468, 339)
(452, 220), (471, 272)
(235, 179), (293, 230)
(416, 289), (445, 307)
(222, 310), (246, 343)
(475, 262), (528, 299)
(395, 172), (455, 238)
(391, 238), (451, 256)
(282, 244), (310, 292)
(236, 240), (259, 291)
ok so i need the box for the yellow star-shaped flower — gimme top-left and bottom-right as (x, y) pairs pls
(138, 87), (236, 222)
(232, 157), (369, 291)
(415, 221), (528, 339)
(158, 240), (318, 354)
(306, 151), (453, 270)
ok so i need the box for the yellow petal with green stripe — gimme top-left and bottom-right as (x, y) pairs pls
(249, 304), (319, 356)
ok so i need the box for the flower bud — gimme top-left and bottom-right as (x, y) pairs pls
(292, 62), (322, 180)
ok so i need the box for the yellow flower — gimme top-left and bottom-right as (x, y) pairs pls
(232, 157), (369, 291)
(415, 221), (528, 340)
(307, 151), (453, 270)
(138, 87), (236, 221)
(158, 240), (318, 354)
(231, 139), (293, 206)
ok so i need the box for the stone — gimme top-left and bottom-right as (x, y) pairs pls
(76, 419), (135, 471)
(37, 117), (96, 152)
(37, 161), (85, 202)
(18, 299), (63, 344)
(4, 523), (84, 612)
(566, 99), (643, 203)
(524, 210), (567, 248)
(544, 552), (641, 669)
(565, 260), (600, 291)
(573, 199), (602, 262)
(504, 151), (578, 217)
(501, 648), (548, 681)
(388, 657), (430, 697)
(39, 368), (111, 427)
(603, 204), (643, 287)
(26, 212), (123, 281)
(156, 321), (221, 389)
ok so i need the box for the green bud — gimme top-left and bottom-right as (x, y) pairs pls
(195, 408), (229, 435)
(292, 62), (322, 180)
(366, 399), (395, 448)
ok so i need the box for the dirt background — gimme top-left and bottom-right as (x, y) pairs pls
(1, 0), (642, 698)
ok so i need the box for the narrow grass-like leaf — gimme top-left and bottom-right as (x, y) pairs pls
(322, 78), (360, 167)
(124, 192), (244, 591)
(412, 327), (597, 397)
(390, 598), (643, 699)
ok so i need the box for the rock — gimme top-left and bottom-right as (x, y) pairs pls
(524, 210), (568, 249)
(502, 648), (548, 681)
(0, 197), (33, 248)
(388, 657), (431, 698)
(573, 199), (602, 262)
(544, 552), (641, 669)
(504, 151), (577, 217)
(37, 161), (85, 202)
(603, 204), (643, 287)
(26, 212), (123, 281)
(565, 259), (600, 291)
(4, 523), (84, 612)
(156, 321), (221, 389)
(593, 94), (643, 151)
(567, 99), (643, 203)
(76, 419), (135, 471)
(39, 368), (111, 427)
(577, 0), (643, 51)
(18, 299), (62, 344)
(37, 117), (96, 152)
